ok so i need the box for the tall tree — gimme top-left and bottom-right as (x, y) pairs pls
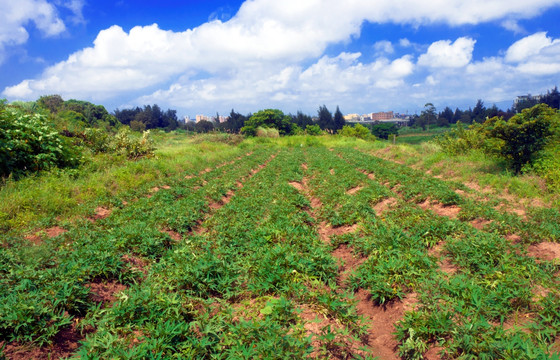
(420, 103), (436, 131)
(472, 99), (486, 123)
(333, 106), (345, 131)
(317, 105), (334, 131)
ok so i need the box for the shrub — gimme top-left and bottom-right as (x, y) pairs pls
(83, 128), (112, 153)
(305, 124), (322, 135)
(483, 104), (558, 173)
(337, 124), (373, 140)
(113, 127), (156, 159)
(434, 122), (488, 155)
(256, 127), (280, 138)
(0, 102), (81, 178)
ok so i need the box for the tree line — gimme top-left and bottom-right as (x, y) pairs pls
(412, 87), (560, 130)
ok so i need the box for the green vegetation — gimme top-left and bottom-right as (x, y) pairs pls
(1, 129), (560, 359)
(435, 104), (560, 190)
(2, 96), (560, 359)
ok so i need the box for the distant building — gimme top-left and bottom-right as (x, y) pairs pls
(370, 111), (394, 121)
(514, 94), (542, 107)
(344, 113), (360, 121)
(195, 114), (211, 123)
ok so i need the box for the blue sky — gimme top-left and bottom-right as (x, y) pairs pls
(1, 0), (560, 118)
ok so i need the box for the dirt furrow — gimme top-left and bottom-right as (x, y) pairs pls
(291, 163), (407, 359)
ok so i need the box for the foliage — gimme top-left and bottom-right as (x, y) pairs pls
(333, 106), (345, 131)
(113, 128), (156, 159)
(114, 104), (178, 131)
(434, 122), (488, 155)
(369, 122), (399, 140)
(483, 104), (558, 173)
(241, 109), (293, 136)
(317, 105), (334, 132)
(0, 103), (81, 178)
(338, 124), (373, 140)
(256, 126), (280, 138)
(305, 124), (322, 135)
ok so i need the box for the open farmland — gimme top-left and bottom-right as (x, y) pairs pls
(2, 139), (560, 359)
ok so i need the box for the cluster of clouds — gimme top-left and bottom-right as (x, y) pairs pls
(0, 0), (83, 63)
(2, 0), (560, 113)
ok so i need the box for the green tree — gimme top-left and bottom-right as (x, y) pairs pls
(333, 106), (345, 131)
(369, 122), (398, 139)
(472, 99), (486, 123)
(317, 105), (334, 131)
(484, 104), (558, 173)
(241, 109), (292, 136)
(419, 103), (436, 131)
(195, 120), (214, 133)
(37, 95), (64, 114)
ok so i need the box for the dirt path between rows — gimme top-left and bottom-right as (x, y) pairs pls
(290, 163), (410, 359)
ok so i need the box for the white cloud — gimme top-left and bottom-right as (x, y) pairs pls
(373, 40), (394, 54)
(3, 0), (560, 113)
(418, 37), (476, 68)
(0, 0), (66, 57)
(505, 32), (560, 62)
(501, 19), (525, 34)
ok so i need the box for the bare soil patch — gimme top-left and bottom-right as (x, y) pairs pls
(89, 207), (112, 222)
(330, 169), (335, 175)
(298, 305), (369, 359)
(2, 324), (84, 360)
(25, 226), (68, 245)
(470, 218), (494, 230)
(301, 163), (308, 170)
(332, 244), (366, 285)
(288, 181), (305, 191)
(161, 229), (182, 242)
(505, 233), (522, 243)
(161, 185), (171, 190)
(527, 242), (560, 262)
(424, 345), (444, 360)
(122, 254), (150, 274)
(86, 280), (128, 307)
(429, 243), (459, 276)
(354, 289), (417, 360)
(347, 185), (364, 195)
(418, 199), (461, 219)
(373, 197), (398, 216)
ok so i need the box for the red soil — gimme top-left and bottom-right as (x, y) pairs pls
(373, 198), (398, 216)
(86, 280), (128, 307)
(418, 199), (461, 219)
(470, 218), (494, 230)
(89, 207), (112, 222)
(347, 185), (364, 195)
(527, 242), (560, 262)
(2, 324), (85, 360)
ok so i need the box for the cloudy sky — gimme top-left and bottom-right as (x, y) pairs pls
(1, 0), (560, 117)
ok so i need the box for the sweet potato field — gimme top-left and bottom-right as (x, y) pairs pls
(2, 143), (560, 359)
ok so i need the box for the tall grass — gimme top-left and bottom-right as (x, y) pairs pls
(0, 134), (244, 234)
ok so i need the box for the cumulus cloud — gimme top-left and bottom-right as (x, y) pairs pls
(0, 0), (67, 62)
(505, 32), (560, 62)
(418, 37), (476, 68)
(3, 0), (560, 112)
(373, 40), (394, 54)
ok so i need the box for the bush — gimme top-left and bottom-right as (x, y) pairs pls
(483, 104), (558, 173)
(305, 124), (322, 135)
(0, 102), (81, 178)
(370, 122), (398, 140)
(113, 127), (156, 159)
(256, 127), (280, 138)
(434, 122), (488, 155)
(83, 128), (112, 154)
(337, 124), (374, 140)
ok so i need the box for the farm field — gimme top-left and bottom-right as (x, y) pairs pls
(1, 137), (560, 359)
